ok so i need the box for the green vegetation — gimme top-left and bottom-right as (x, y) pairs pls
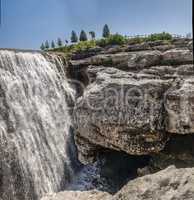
(51, 41), (55, 49)
(89, 31), (96, 40)
(128, 32), (172, 44)
(145, 32), (172, 41)
(57, 38), (63, 47)
(41, 24), (174, 58)
(71, 31), (78, 43)
(103, 24), (110, 38)
(79, 30), (88, 41)
(96, 33), (127, 47)
(50, 40), (96, 56)
(40, 43), (45, 50)
(47, 31), (174, 57)
(45, 40), (50, 49)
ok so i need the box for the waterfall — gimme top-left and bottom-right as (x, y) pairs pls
(0, 50), (75, 200)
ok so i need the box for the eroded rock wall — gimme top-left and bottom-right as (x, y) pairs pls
(69, 38), (194, 164)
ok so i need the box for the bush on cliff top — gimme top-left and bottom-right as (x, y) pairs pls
(96, 34), (127, 47)
(145, 32), (172, 41)
(50, 40), (96, 55)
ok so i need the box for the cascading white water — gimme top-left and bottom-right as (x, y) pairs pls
(0, 50), (75, 200)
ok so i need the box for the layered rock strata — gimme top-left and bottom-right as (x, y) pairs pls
(70, 39), (193, 164)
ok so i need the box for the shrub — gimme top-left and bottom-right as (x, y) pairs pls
(96, 34), (127, 47)
(145, 32), (172, 42)
(80, 30), (88, 41)
(72, 40), (96, 52)
(57, 38), (63, 47)
(51, 40), (55, 49)
(108, 34), (127, 45)
(71, 31), (78, 43)
(45, 41), (50, 49)
(96, 38), (108, 47)
(103, 24), (110, 38)
(89, 31), (96, 40)
(40, 43), (45, 50)
(128, 37), (144, 44)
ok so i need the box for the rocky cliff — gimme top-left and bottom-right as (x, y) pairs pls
(69, 38), (193, 165)
(42, 38), (194, 200)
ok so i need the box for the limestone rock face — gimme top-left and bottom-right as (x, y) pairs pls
(162, 49), (193, 65)
(112, 166), (194, 200)
(165, 78), (194, 134)
(70, 50), (162, 71)
(74, 68), (170, 163)
(41, 190), (111, 200)
(70, 39), (193, 164)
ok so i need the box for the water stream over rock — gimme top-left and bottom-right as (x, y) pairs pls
(0, 50), (75, 200)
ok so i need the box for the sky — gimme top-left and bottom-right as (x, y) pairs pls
(0, 0), (192, 49)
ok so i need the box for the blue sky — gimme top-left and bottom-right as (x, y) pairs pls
(0, 0), (192, 49)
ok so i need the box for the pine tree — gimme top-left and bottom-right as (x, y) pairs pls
(89, 31), (96, 40)
(79, 30), (88, 41)
(51, 40), (55, 49)
(57, 38), (63, 47)
(71, 31), (78, 43)
(103, 24), (110, 38)
(45, 40), (50, 49)
(40, 43), (45, 50)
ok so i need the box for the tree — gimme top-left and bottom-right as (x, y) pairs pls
(45, 40), (50, 49)
(103, 24), (110, 38)
(89, 31), (96, 40)
(57, 38), (63, 47)
(71, 31), (78, 43)
(51, 40), (55, 49)
(186, 33), (192, 39)
(65, 40), (69, 45)
(40, 43), (45, 50)
(79, 30), (88, 41)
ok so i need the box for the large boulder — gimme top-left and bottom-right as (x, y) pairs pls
(74, 67), (171, 164)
